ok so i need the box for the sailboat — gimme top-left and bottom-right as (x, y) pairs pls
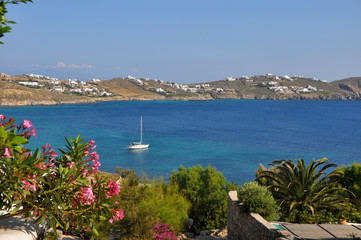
(128, 116), (149, 150)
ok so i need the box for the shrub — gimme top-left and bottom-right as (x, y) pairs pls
(169, 165), (228, 233)
(0, 115), (123, 238)
(105, 170), (190, 239)
(237, 181), (278, 221)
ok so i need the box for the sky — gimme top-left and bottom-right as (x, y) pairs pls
(1, 0), (361, 84)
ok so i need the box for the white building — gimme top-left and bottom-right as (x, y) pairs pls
(50, 80), (60, 85)
(156, 88), (165, 92)
(187, 88), (197, 93)
(19, 81), (39, 86)
(307, 85), (317, 91)
(89, 78), (101, 82)
(267, 81), (278, 86)
(216, 88), (224, 92)
(70, 89), (82, 93)
(283, 75), (291, 80)
(227, 77), (236, 81)
(53, 87), (64, 92)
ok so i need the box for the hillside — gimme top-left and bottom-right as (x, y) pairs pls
(190, 75), (357, 100)
(331, 77), (361, 98)
(1, 74), (361, 106)
(0, 79), (96, 106)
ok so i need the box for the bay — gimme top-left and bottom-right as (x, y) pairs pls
(1, 100), (361, 185)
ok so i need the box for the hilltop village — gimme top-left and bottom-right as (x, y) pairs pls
(1, 72), (361, 105)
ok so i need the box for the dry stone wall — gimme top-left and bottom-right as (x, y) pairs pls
(227, 191), (290, 240)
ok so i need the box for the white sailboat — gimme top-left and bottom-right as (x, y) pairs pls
(128, 116), (149, 150)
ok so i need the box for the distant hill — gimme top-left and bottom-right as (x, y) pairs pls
(0, 79), (96, 106)
(189, 75), (357, 100)
(1, 74), (361, 106)
(331, 77), (361, 98)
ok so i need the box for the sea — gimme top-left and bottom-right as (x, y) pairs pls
(1, 100), (361, 185)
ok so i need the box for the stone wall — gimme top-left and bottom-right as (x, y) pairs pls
(227, 191), (290, 240)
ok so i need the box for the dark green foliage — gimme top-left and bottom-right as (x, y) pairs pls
(339, 163), (361, 205)
(98, 169), (190, 239)
(257, 158), (348, 223)
(338, 163), (361, 223)
(169, 165), (228, 234)
(282, 209), (337, 224)
(237, 181), (278, 221)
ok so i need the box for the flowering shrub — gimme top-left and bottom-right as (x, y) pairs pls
(0, 114), (124, 238)
(151, 220), (177, 240)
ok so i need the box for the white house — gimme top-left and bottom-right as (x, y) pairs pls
(70, 89), (82, 93)
(283, 75), (291, 80)
(89, 78), (101, 82)
(156, 88), (165, 92)
(307, 85), (317, 91)
(19, 81), (39, 86)
(187, 88), (197, 93)
(53, 87), (64, 92)
(216, 88), (224, 92)
(227, 77), (236, 81)
(267, 81), (278, 86)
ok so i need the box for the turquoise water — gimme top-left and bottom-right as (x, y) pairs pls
(1, 100), (361, 184)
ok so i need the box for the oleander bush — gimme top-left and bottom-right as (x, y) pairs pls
(237, 181), (278, 221)
(0, 114), (123, 239)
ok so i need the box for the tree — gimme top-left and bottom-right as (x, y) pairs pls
(257, 158), (348, 223)
(169, 165), (228, 234)
(339, 163), (361, 206)
(0, 0), (32, 44)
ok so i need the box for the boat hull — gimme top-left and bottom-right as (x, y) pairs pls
(128, 144), (150, 150)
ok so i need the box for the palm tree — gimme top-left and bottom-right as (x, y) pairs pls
(257, 158), (348, 222)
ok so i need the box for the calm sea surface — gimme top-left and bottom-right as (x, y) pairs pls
(1, 100), (361, 185)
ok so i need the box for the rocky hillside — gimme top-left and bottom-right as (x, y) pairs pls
(331, 77), (361, 98)
(189, 75), (357, 100)
(1, 74), (361, 106)
(0, 80), (96, 106)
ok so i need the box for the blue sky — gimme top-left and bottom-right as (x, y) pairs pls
(1, 0), (360, 83)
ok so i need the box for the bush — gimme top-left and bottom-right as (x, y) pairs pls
(0, 115), (123, 239)
(169, 165), (228, 234)
(237, 181), (278, 221)
(103, 170), (190, 239)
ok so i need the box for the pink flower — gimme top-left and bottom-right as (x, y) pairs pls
(82, 169), (88, 177)
(106, 181), (120, 198)
(89, 140), (95, 145)
(109, 208), (124, 223)
(0, 114), (3, 121)
(78, 186), (95, 205)
(67, 162), (75, 168)
(4, 147), (12, 158)
(30, 127), (37, 137)
(21, 179), (38, 191)
(23, 119), (32, 128)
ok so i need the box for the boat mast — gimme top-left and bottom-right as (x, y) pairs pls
(140, 116), (143, 144)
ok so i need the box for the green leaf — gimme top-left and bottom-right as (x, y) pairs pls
(13, 145), (23, 153)
(11, 136), (27, 144)
(21, 157), (37, 165)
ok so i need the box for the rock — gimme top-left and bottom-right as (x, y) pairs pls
(182, 232), (195, 238)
